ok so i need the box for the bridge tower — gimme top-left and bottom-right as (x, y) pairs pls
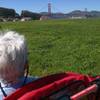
(48, 2), (51, 16)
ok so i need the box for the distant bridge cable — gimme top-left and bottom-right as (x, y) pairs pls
(38, 4), (48, 12)
(52, 4), (62, 13)
(38, 3), (62, 13)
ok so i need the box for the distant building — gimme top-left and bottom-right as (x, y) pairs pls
(21, 17), (32, 22)
(40, 15), (50, 20)
(13, 18), (19, 22)
(40, 13), (67, 20)
(70, 16), (86, 19)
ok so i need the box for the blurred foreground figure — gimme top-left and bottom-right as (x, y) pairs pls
(0, 31), (36, 99)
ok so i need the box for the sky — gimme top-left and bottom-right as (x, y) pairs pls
(0, 0), (100, 14)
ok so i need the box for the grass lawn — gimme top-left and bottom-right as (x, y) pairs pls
(0, 18), (100, 76)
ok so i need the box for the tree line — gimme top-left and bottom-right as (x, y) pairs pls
(0, 7), (41, 20)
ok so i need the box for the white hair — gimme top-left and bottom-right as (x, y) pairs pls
(0, 31), (27, 84)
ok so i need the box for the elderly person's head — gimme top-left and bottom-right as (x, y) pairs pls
(0, 31), (27, 84)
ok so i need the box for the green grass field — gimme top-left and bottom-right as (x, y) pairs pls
(0, 19), (100, 76)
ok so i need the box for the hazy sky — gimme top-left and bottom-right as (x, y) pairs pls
(0, 0), (100, 14)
